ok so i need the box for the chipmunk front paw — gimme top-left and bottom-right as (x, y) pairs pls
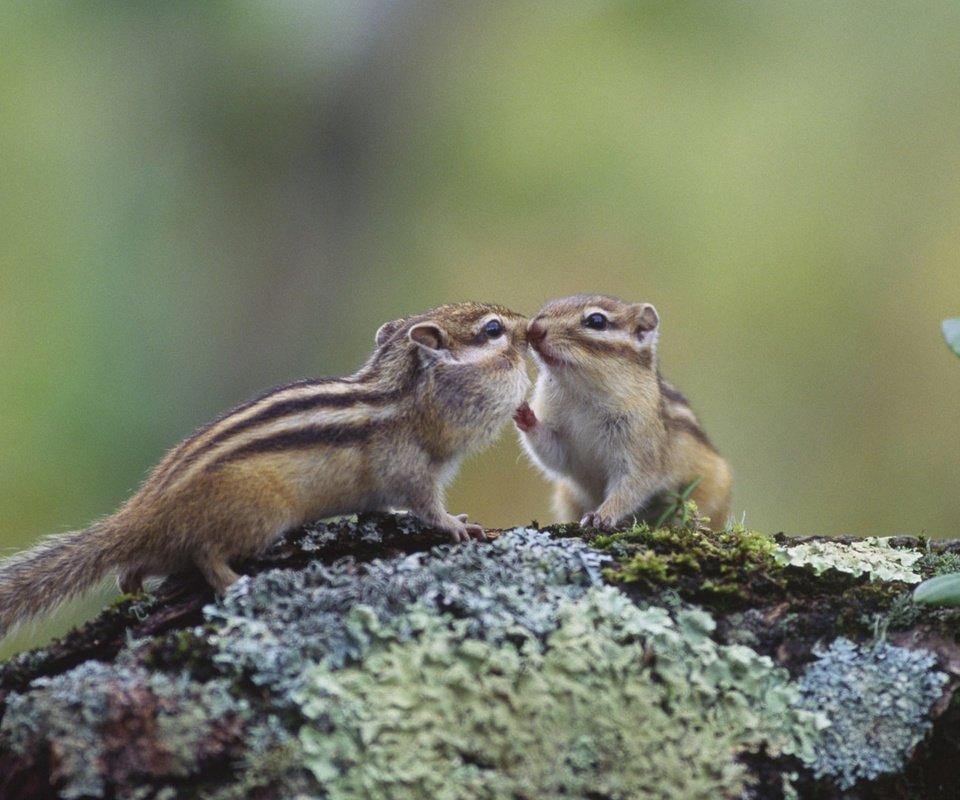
(513, 402), (537, 432)
(447, 513), (486, 543)
(580, 511), (616, 531)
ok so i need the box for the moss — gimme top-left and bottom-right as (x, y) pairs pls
(587, 524), (937, 647)
(137, 627), (221, 681)
(595, 522), (783, 605)
(793, 637), (948, 790)
(610, 548), (669, 582)
(296, 587), (825, 800)
(916, 548), (960, 579)
(863, 590), (925, 640)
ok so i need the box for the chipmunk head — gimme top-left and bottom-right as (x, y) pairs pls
(372, 302), (531, 446)
(527, 294), (660, 378)
(375, 302), (528, 370)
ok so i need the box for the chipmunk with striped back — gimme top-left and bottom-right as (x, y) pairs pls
(0, 302), (530, 637)
(514, 294), (731, 530)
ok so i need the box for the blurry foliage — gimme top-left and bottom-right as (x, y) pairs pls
(910, 320), (960, 605)
(943, 318), (960, 358)
(913, 571), (960, 607)
(2, 1), (960, 654)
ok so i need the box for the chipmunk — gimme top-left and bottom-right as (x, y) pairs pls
(0, 302), (530, 637)
(514, 294), (731, 531)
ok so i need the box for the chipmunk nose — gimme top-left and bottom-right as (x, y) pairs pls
(526, 321), (547, 346)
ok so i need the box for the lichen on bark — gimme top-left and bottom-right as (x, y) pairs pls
(0, 513), (957, 799)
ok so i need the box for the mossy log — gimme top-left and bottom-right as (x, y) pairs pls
(1, 513), (959, 800)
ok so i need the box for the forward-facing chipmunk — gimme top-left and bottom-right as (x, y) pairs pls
(515, 294), (731, 531)
(0, 302), (530, 636)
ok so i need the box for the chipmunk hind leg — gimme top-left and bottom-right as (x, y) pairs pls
(194, 558), (243, 596)
(190, 514), (276, 596)
(177, 468), (298, 595)
(552, 481), (590, 524)
(118, 566), (146, 595)
(689, 455), (733, 531)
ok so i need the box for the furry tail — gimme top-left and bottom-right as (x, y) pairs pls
(0, 525), (121, 638)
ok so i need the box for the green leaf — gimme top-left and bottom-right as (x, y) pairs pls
(942, 318), (960, 358)
(912, 571), (960, 606)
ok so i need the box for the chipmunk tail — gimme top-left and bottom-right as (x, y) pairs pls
(0, 523), (124, 640)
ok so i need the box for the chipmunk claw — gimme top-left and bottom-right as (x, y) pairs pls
(449, 513), (486, 543)
(580, 511), (615, 531)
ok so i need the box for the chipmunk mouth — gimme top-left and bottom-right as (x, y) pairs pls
(531, 340), (566, 368)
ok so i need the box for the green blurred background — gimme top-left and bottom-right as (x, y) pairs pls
(2, 2), (959, 655)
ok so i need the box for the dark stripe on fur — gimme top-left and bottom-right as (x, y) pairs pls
(189, 378), (348, 443)
(149, 378), (340, 483)
(664, 415), (715, 451)
(207, 421), (379, 469)
(659, 378), (690, 408)
(151, 380), (391, 489)
(182, 388), (393, 462)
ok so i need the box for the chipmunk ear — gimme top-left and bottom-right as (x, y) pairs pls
(408, 322), (447, 351)
(633, 303), (660, 339)
(375, 318), (405, 346)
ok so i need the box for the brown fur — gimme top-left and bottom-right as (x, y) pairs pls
(0, 302), (530, 638)
(516, 294), (732, 531)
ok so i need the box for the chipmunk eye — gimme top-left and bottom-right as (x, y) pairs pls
(483, 319), (504, 339)
(584, 312), (608, 331)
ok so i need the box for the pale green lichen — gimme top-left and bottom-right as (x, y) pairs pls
(793, 637), (947, 789)
(4, 517), (950, 798)
(296, 586), (826, 800)
(206, 527), (609, 694)
(773, 537), (923, 583)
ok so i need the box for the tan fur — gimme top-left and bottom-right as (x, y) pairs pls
(515, 294), (731, 531)
(0, 302), (530, 638)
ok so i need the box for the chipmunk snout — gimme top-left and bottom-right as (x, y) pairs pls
(527, 320), (547, 346)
